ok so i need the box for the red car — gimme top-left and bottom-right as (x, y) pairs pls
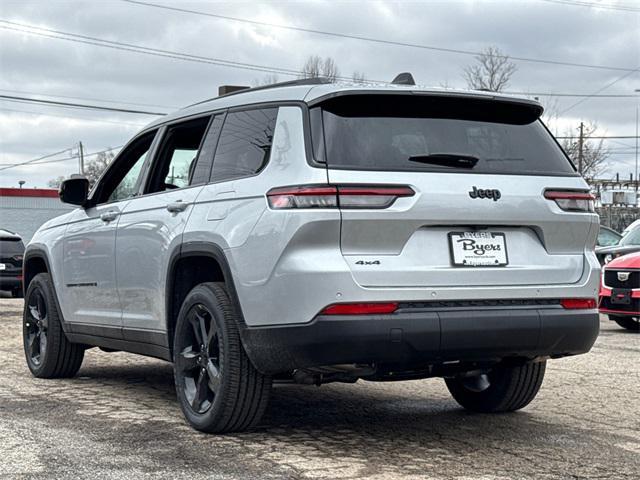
(599, 252), (640, 331)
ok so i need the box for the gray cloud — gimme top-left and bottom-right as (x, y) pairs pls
(0, 0), (638, 187)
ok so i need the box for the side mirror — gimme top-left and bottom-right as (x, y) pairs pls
(59, 177), (90, 206)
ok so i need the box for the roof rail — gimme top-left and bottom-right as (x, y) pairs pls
(185, 77), (333, 109)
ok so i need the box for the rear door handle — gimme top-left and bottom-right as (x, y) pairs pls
(100, 211), (119, 223)
(166, 201), (188, 213)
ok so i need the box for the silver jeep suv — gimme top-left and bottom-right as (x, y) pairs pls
(22, 78), (600, 433)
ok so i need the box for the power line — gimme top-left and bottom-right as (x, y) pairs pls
(122, 0), (637, 73)
(0, 146), (123, 171)
(0, 88), (178, 110)
(2, 20), (637, 101)
(0, 147), (72, 172)
(555, 136), (640, 139)
(0, 106), (149, 127)
(539, 0), (640, 13)
(0, 21), (315, 79)
(558, 66), (640, 115)
(0, 94), (167, 115)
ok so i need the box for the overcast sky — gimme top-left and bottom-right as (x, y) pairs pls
(0, 0), (638, 188)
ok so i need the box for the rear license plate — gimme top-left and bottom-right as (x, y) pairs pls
(449, 232), (508, 267)
(0, 263), (5, 271)
(611, 288), (631, 305)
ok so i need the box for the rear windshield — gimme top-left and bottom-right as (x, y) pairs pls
(0, 238), (24, 254)
(311, 95), (576, 176)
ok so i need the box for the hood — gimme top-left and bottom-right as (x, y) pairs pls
(606, 251), (640, 269)
(595, 244), (640, 255)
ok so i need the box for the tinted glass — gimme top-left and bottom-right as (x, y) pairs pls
(147, 116), (210, 193)
(108, 149), (149, 202)
(0, 238), (24, 255)
(598, 227), (621, 247)
(98, 130), (157, 204)
(211, 108), (278, 182)
(191, 115), (224, 185)
(620, 228), (640, 246)
(315, 95), (575, 176)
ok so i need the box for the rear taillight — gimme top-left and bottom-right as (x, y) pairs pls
(266, 185), (414, 209)
(561, 298), (597, 309)
(320, 302), (399, 315)
(544, 190), (595, 213)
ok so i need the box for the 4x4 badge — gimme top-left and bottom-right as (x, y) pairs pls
(469, 186), (501, 201)
(617, 272), (630, 282)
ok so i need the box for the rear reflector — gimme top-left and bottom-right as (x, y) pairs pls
(267, 185), (414, 209)
(320, 302), (399, 315)
(544, 190), (595, 213)
(561, 298), (597, 309)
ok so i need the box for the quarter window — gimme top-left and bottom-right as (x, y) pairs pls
(211, 108), (278, 182)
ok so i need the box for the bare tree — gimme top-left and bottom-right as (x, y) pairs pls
(300, 55), (340, 82)
(351, 71), (366, 83)
(48, 149), (115, 189)
(252, 73), (279, 87)
(561, 122), (609, 180)
(84, 150), (115, 187)
(539, 96), (561, 135)
(463, 46), (517, 92)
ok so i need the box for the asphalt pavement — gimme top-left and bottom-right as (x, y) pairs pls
(0, 297), (638, 479)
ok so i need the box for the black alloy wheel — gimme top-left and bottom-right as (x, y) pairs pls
(173, 282), (271, 433)
(176, 303), (222, 414)
(23, 273), (84, 378)
(25, 287), (48, 367)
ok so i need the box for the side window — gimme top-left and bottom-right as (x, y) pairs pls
(96, 130), (157, 204)
(190, 114), (224, 185)
(211, 108), (278, 183)
(146, 116), (211, 194)
(108, 154), (147, 203)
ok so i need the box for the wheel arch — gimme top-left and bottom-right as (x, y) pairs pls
(23, 249), (50, 292)
(22, 248), (70, 332)
(166, 242), (251, 360)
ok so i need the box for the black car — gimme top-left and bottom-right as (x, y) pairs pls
(0, 229), (24, 297)
(596, 224), (640, 264)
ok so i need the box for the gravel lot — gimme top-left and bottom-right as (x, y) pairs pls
(0, 297), (638, 479)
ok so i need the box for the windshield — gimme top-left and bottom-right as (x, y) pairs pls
(312, 95), (576, 176)
(620, 227), (640, 246)
(598, 227), (621, 247)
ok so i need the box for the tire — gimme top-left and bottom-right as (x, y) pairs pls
(173, 282), (272, 433)
(609, 315), (640, 331)
(445, 361), (546, 413)
(23, 273), (84, 378)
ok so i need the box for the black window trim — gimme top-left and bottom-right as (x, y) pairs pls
(88, 127), (162, 207)
(142, 114), (213, 195)
(208, 105), (280, 185)
(91, 100), (325, 205)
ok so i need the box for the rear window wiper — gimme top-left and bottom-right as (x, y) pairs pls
(408, 153), (479, 169)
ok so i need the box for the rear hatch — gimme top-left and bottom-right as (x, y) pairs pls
(0, 231), (25, 276)
(310, 93), (596, 288)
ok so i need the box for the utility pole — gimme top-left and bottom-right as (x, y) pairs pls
(78, 141), (85, 175)
(635, 104), (638, 192)
(577, 122), (584, 176)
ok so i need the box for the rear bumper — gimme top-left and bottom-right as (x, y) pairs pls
(0, 275), (21, 290)
(241, 306), (600, 375)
